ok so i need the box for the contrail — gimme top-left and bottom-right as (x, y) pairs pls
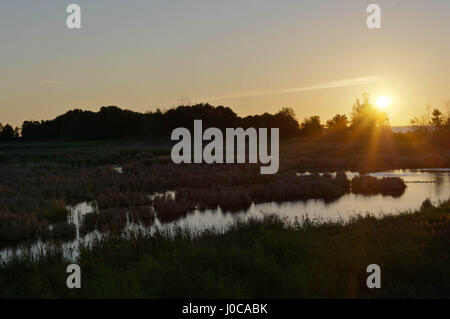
(194, 76), (383, 103)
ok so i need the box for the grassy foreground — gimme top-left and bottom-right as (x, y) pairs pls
(1, 201), (449, 299)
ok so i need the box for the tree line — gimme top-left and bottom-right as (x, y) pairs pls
(1, 94), (448, 142)
(294, 93), (450, 140)
(1, 104), (300, 142)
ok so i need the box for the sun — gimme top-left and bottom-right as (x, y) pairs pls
(376, 96), (391, 109)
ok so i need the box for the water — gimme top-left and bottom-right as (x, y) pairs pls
(163, 169), (450, 230)
(1, 169), (449, 263)
(391, 126), (416, 133)
(111, 165), (123, 174)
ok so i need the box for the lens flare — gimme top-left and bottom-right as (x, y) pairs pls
(376, 96), (391, 109)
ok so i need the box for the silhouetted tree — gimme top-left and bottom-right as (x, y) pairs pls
(0, 124), (16, 141)
(326, 114), (348, 137)
(350, 93), (389, 137)
(300, 116), (323, 138)
(430, 109), (444, 130)
(15, 104), (302, 142)
(274, 107), (301, 138)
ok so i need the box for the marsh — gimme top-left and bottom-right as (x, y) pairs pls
(1, 168), (448, 263)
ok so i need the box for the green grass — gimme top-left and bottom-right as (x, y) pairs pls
(1, 201), (449, 299)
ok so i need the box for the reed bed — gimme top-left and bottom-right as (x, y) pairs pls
(352, 176), (407, 196)
(80, 208), (128, 235)
(1, 200), (448, 298)
(0, 139), (444, 245)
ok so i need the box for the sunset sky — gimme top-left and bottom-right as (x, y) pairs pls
(1, 0), (449, 127)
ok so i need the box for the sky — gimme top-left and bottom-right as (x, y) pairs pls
(1, 0), (449, 127)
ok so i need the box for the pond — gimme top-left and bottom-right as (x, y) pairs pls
(1, 169), (449, 263)
(159, 168), (450, 230)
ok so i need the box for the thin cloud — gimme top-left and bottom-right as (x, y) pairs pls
(195, 76), (384, 102)
(41, 80), (63, 84)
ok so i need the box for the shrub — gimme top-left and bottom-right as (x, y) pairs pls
(352, 176), (406, 196)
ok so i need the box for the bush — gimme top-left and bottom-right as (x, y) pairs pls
(352, 176), (406, 196)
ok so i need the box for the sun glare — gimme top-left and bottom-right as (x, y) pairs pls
(376, 96), (391, 109)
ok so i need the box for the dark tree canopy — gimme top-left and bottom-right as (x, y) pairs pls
(18, 104), (302, 142)
(0, 124), (18, 141)
(350, 93), (389, 131)
(430, 109), (445, 130)
(300, 116), (323, 138)
(8, 94), (449, 144)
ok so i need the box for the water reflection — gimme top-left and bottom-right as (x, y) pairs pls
(1, 169), (449, 263)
